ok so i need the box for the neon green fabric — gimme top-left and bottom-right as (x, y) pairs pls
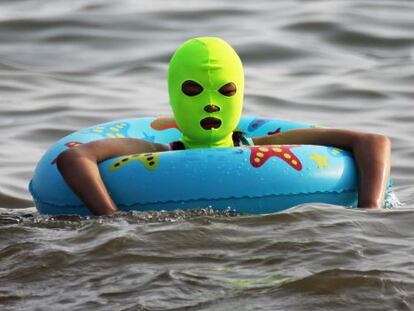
(168, 37), (244, 149)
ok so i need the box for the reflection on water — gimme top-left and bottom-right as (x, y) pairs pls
(1, 0), (414, 310)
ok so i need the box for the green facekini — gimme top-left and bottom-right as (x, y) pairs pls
(168, 37), (244, 149)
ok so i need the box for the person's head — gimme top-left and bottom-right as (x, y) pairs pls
(168, 37), (244, 149)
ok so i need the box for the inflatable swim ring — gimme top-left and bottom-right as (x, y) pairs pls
(29, 116), (363, 216)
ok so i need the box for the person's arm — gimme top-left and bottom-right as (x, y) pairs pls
(253, 128), (391, 209)
(56, 138), (169, 215)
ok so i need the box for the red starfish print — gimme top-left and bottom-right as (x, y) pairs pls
(248, 145), (302, 171)
(150, 117), (178, 131)
(267, 128), (281, 136)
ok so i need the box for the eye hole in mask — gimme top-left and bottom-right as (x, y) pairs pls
(182, 80), (203, 96)
(218, 82), (237, 97)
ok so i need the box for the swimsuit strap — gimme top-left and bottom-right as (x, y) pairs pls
(168, 140), (185, 150)
(233, 130), (253, 146)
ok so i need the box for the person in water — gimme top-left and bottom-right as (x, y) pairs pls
(57, 37), (391, 216)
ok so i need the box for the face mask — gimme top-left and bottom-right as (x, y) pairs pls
(168, 37), (244, 149)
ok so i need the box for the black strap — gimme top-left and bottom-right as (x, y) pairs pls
(169, 140), (185, 150)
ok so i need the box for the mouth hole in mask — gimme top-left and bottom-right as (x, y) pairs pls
(182, 80), (203, 96)
(219, 82), (237, 96)
(200, 117), (222, 130)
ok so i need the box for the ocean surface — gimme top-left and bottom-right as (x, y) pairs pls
(1, 0), (414, 310)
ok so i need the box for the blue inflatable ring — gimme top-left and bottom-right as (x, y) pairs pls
(29, 116), (361, 216)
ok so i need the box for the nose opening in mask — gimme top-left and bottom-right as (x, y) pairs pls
(204, 105), (220, 113)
